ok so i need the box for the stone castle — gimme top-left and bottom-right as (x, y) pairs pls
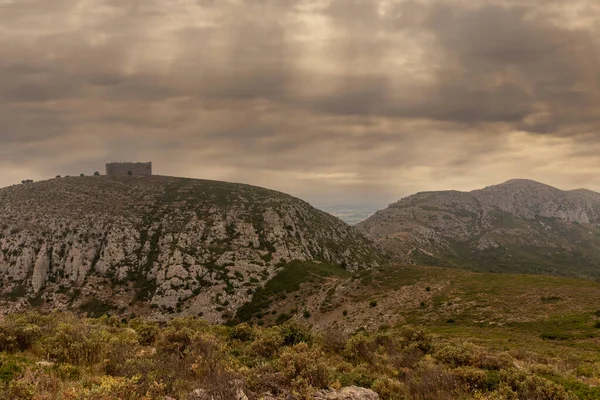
(105, 162), (153, 177)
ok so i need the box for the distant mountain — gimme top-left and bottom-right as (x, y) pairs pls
(0, 176), (382, 321)
(315, 203), (383, 225)
(357, 179), (600, 277)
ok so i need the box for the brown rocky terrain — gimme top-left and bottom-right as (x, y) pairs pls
(0, 176), (382, 322)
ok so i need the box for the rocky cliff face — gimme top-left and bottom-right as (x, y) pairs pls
(357, 179), (600, 277)
(0, 176), (381, 321)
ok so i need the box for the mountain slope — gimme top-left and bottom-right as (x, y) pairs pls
(357, 179), (600, 277)
(0, 176), (382, 321)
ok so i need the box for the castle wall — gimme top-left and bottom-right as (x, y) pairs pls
(106, 162), (152, 177)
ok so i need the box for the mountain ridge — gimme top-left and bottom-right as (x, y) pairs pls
(358, 179), (600, 277)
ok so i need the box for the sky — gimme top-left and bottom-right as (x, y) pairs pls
(1, 0), (599, 205)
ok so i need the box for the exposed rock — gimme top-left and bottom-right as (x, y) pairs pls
(0, 176), (381, 320)
(189, 387), (248, 400)
(314, 386), (379, 400)
(358, 179), (600, 276)
(36, 361), (55, 368)
(32, 246), (50, 293)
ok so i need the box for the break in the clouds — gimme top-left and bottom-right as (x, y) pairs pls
(0, 0), (599, 204)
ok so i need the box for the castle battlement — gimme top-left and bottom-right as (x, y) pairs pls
(106, 162), (152, 177)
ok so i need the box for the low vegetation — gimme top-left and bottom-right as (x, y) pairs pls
(234, 260), (351, 323)
(0, 312), (598, 399)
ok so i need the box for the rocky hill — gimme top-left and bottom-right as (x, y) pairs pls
(0, 176), (381, 321)
(357, 179), (600, 277)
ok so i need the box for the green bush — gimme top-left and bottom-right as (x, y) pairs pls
(129, 319), (160, 345)
(499, 369), (575, 400)
(42, 323), (107, 365)
(344, 334), (376, 365)
(434, 343), (477, 368)
(279, 343), (332, 390)
(157, 327), (195, 357)
(0, 314), (45, 353)
(0, 356), (22, 383)
(250, 327), (284, 358)
(398, 325), (432, 354)
(452, 366), (487, 392)
(229, 322), (255, 342)
(372, 377), (408, 399)
(280, 323), (313, 346)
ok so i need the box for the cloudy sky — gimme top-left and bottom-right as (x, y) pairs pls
(1, 0), (599, 205)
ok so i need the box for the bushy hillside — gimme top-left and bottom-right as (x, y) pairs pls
(0, 176), (382, 322)
(222, 262), (600, 398)
(0, 311), (592, 400)
(358, 179), (600, 276)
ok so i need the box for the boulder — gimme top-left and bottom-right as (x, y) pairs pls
(314, 386), (380, 400)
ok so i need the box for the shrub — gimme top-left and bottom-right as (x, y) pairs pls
(77, 375), (141, 400)
(276, 313), (292, 324)
(320, 329), (348, 353)
(279, 343), (332, 391)
(129, 319), (160, 345)
(156, 327), (194, 358)
(5, 379), (35, 400)
(280, 323), (313, 346)
(499, 369), (575, 400)
(0, 322), (42, 353)
(452, 366), (488, 392)
(398, 326), (432, 354)
(434, 343), (477, 368)
(251, 328), (284, 358)
(392, 348), (424, 370)
(336, 363), (376, 388)
(53, 364), (82, 381)
(0, 356), (22, 383)
(369, 300), (378, 308)
(372, 377), (408, 399)
(229, 323), (255, 342)
(404, 362), (458, 400)
(42, 323), (107, 365)
(344, 334), (376, 365)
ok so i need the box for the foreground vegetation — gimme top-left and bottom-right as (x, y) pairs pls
(1, 312), (599, 399)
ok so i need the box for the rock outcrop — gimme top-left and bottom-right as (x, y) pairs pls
(0, 176), (381, 321)
(314, 387), (379, 400)
(358, 179), (600, 277)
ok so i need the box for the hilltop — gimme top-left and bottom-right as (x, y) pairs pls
(0, 176), (382, 321)
(357, 179), (600, 277)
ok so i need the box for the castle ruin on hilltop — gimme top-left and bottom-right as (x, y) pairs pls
(106, 162), (153, 177)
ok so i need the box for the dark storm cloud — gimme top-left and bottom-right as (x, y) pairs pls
(1, 0), (599, 202)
